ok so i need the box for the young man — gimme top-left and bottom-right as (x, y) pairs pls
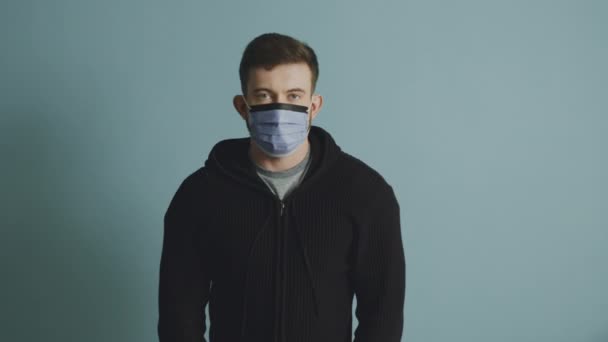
(158, 33), (406, 342)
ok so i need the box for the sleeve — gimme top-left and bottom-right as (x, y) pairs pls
(158, 174), (212, 342)
(353, 185), (406, 342)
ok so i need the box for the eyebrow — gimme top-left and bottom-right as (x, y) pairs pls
(286, 88), (307, 93)
(253, 87), (307, 94)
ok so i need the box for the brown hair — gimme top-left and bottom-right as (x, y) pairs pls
(239, 33), (319, 95)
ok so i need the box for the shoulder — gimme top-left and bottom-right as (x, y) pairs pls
(336, 151), (394, 193)
(175, 166), (209, 192)
(166, 166), (210, 212)
(332, 151), (398, 212)
(332, 152), (401, 240)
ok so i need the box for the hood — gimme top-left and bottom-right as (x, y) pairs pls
(204, 125), (342, 192)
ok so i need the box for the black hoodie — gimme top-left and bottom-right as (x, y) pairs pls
(158, 125), (406, 342)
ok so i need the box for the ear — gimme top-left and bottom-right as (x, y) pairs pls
(233, 95), (249, 121)
(309, 94), (323, 121)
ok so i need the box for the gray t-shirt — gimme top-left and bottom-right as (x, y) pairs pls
(251, 147), (311, 200)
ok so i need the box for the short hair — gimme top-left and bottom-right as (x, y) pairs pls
(238, 33), (319, 95)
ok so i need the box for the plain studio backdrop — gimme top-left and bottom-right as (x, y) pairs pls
(1, 0), (606, 341)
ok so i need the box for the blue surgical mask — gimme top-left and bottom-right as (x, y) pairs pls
(243, 95), (312, 158)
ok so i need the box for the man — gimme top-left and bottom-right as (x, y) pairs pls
(158, 32), (406, 342)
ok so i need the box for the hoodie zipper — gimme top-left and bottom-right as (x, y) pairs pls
(256, 179), (303, 341)
(274, 198), (287, 342)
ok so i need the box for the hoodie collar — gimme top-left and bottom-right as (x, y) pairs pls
(204, 125), (342, 194)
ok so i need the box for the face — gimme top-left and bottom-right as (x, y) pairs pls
(233, 62), (323, 125)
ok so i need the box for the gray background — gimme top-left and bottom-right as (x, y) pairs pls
(1, 0), (606, 341)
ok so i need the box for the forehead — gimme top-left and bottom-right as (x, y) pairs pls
(247, 62), (312, 93)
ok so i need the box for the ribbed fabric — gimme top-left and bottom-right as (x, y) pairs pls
(158, 125), (406, 342)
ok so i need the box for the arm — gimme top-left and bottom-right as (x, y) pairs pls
(353, 185), (406, 342)
(158, 173), (211, 341)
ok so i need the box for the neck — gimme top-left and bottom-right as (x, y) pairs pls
(249, 139), (310, 172)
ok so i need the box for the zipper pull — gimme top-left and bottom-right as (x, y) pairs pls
(280, 202), (285, 216)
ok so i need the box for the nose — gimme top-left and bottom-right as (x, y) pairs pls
(276, 94), (290, 103)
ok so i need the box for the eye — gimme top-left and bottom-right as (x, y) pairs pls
(256, 93), (270, 99)
(288, 93), (301, 100)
